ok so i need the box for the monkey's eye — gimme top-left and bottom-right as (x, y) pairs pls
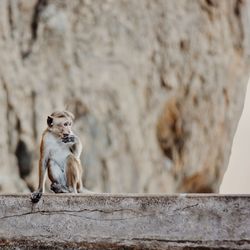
(63, 122), (69, 127)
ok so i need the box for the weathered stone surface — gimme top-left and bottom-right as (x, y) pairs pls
(0, 194), (250, 249)
(0, 0), (249, 193)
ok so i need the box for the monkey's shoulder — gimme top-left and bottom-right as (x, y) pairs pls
(43, 132), (59, 146)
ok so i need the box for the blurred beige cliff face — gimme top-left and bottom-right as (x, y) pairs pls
(220, 80), (250, 194)
(0, 0), (249, 194)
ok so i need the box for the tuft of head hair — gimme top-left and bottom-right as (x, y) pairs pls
(50, 111), (75, 121)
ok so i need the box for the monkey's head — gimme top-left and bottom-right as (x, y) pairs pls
(47, 111), (75, 138)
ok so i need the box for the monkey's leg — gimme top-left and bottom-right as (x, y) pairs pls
(66, 155), (80, 193)
(76, 162), (83, 193)
(48, 160), (69, 193)
(77, 181), (83, 193)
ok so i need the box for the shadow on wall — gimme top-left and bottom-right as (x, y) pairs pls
(220, 79), (250, 194)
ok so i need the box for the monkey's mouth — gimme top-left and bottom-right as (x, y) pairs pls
(59, 134), (66, 139)
(62, 133), (71, 139)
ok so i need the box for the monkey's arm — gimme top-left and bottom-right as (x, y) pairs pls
(38, 155), (49, 192)
(31, 136), (49, 203)
(62, 134), (82, 159)
(71, 135), (82, 158)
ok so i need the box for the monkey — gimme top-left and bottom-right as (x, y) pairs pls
(31, 110), (86, 203)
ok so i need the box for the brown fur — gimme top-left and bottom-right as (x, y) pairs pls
(66, 155), (83, 193)
(38, 135), (44, 189)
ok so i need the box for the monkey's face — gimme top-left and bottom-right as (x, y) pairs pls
(47, 116), (73, 138)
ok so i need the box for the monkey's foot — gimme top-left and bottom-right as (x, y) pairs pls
(31, 191), (42, 203)
(78, 187), (95, 194)
(51, 183), (69, 193)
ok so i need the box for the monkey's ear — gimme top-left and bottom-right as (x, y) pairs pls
(47, 116), (53, 127)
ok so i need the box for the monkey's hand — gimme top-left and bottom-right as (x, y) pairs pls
(51, 183), (69, 193)
(62, 135), (75, 144)
(31, 191), (42, 203)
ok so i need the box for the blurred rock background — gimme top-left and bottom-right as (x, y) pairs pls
(220, 79), (250, 194)
(0, 0), (249, 194)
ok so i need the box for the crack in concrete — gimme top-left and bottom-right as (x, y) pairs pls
(0, 207), (154, 222)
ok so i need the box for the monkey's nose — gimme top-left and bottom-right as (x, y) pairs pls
(63, 133), (69, 137)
